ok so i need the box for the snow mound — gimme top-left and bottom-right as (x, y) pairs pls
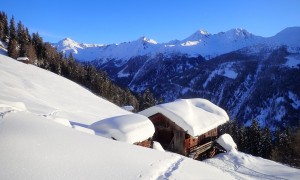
(139, 98), (229, 137)
(89, 114), (155, 144)
(216, 133), (237, 152)
(153, 141), (165, 152)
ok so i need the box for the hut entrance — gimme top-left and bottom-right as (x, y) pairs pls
(154, 127), (174, 150)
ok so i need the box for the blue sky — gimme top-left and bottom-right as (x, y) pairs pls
(1, 0), (300, 44)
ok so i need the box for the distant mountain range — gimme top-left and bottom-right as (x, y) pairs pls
(53, 27), (300, 128)
(53, 27), (300, 61)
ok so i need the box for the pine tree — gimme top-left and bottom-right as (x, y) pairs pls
(17, 21), (25, 44)
(260, 126), (272, 159)
(248, 119), (262, 156)
(7, 39), (18, 59)
(9, 16), (17, 41)
(138, 88), (156, 110)
(0, 12), (9, 42)
(291, 128), (300, 167)
(68, 52), (74, 62)
(26, 43), (37, 64)
(17, 21), (30, 57)
(32, 32), (43, 60)
(272, 128), (293, 165)
(0, 12), (4, 40)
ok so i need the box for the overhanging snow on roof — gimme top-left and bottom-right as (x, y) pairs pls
(139, 98), (229, 137)
(89, 114), (155, 144)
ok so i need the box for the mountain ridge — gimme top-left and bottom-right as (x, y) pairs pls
(53, 27), (300, 61)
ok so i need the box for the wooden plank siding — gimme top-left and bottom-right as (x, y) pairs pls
(134, 138), (152, 148)
(148, 113), (219, 159)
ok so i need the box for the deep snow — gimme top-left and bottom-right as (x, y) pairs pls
(1, 54), (299, 179)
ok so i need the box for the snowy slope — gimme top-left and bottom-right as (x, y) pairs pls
(0, 54), (131, 125)
(1, 54), (299, 179)
(53, 27), (300, 61)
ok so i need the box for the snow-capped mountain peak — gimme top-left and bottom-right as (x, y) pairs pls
(53, 37), (82, 54)
(137, 36), (158, 44)
(183, 29), (211, 42)
(223, 28), (253, 39)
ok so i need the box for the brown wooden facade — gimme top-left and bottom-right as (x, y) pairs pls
(148, 113), (218, 159)
(134, 138), (152, 148)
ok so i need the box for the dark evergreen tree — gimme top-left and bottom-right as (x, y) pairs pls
(0, 12), (4, 40)
(32, 32), (43, 60)
(247, 119), (262, 156)
(0, 11), (9, 42)
(259, 125), (272, 159)
(7, 39), (18, 59)
(9, 16), (17, 41)
(26, 43), (37, 64)
(17, 21), (30, 57)
(138, 88), (156, 110)
(272, 128), (294, 166)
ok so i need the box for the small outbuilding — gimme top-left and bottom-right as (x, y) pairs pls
(139, 98), (229, 159)
(89, 114), (155, 148)
(17, 57), (29, 64)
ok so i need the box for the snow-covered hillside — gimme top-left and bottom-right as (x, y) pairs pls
(53, 27), (300, 62)
(0, 54), (299, 179)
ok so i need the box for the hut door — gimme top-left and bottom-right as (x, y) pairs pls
(154, 127), (174, 150)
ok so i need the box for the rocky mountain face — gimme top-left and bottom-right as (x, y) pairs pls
(53, 27), (300, 128)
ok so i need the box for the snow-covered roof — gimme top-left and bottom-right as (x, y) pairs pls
(17, 57), (29, 61)
(139, 98), (229, 137)
(89, 114), (155, 144)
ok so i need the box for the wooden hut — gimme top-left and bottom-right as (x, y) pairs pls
(89, 114), (154, 148)
(17, 57), (29, 64)
(139, 98), (229, 159)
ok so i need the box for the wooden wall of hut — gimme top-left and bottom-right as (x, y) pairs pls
(148, 113), (219, 157)
(149, 113), (186, 155)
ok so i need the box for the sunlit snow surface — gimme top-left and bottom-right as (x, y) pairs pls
(1, 54), (299, 179)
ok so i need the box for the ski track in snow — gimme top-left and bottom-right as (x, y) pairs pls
(157, 157), (184, 179)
